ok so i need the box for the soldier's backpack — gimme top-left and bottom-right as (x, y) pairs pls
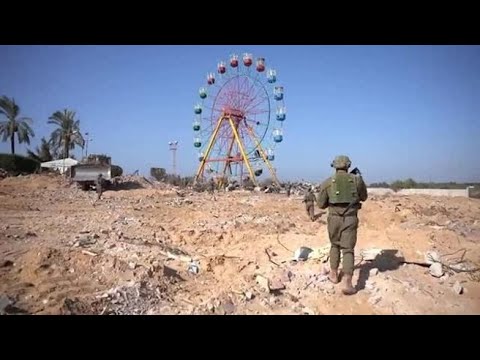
(327, 172), (359, 204)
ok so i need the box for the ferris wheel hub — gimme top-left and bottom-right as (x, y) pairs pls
(222, 107), (245, 120)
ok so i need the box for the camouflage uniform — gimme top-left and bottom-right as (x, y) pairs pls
(208, 178), (215, 194)
(303, 188), (316, 221)
(286, 184), (292, 197)
(316, 155), (368, 295)
(96, 174), (103, 200)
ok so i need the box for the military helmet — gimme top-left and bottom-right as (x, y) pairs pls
(331, 155), (352, 170)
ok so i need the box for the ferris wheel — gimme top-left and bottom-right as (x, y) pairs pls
(192, 53), (286, 187)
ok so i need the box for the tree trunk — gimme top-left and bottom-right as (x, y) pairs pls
(10, 133), (15, 154)
(64, 138), (69, 159)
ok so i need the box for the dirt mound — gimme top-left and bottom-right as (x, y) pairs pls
(113, 175), (172, 190)
(1, 176), (479, 315)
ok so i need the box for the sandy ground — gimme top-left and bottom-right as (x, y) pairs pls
(1, 174), (479, 315)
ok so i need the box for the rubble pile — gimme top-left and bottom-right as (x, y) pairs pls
(1, 173), (480, 315)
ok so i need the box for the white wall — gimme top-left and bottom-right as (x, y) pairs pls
(367, 188), (469, 198)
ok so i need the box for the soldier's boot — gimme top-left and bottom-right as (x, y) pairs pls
(341, 274), (357, 295)
(328, 268), (339, 284)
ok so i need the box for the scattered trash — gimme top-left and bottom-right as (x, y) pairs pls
(294, 247), (313, 261)
(244, 291), (254, 301)
(128, 262), (137, 270)
(368, 295), (382, 305)
(425, 251), (441, 265)
(453, 281), (463, 295)
(81, 250), (98, 257)
(303, 307), (316, 315)
(206, 302), (215, 313)
(188, 261), (200, 275)
(429, 263), (444, 278)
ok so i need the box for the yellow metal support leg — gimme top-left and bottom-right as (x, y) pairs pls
(227, 116), (258, 186)
(245, 125), (281, 187)
(222, 135), (236, 178)
(195, 115), (224, 182)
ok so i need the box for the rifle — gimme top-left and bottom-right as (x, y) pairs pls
(350, 167), (361, 176)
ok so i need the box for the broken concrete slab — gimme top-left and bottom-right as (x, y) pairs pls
(429, 263), (444, 278)
(256, 275), (270, 292)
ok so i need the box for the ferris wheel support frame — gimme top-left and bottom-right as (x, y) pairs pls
(245, 125), (281, 187)
(195, 113), (281, 187)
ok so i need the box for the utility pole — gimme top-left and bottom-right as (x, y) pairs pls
(168, 141), (178, 176)
(84, 132), (92, 158)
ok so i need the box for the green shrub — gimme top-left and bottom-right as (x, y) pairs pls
(0, 153), (40, 175)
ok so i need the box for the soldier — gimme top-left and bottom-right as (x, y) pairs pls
(302, 186), (316, 221)
(208, 178), (215, 194)
(286, 183), (292, 197)
(96, 173), (103, 200)
(316, 155), (368, 295)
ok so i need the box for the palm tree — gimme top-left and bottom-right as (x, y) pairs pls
(27, 137), (54, 163)
(48, 109), (85, 159)
(0, 96), (35, 154)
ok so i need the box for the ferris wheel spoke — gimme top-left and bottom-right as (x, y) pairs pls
(244, 94), (269, 116)
(243, 81), (269, 112)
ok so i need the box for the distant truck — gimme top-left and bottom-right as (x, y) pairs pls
(71, 154), (112, 191)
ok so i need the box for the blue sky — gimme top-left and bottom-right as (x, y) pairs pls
(0, 45), (479, 183)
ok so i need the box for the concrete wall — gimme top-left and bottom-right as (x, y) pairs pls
(367, 187), (470, 198)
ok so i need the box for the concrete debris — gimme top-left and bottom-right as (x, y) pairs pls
(244, 291), (254, 300)
(361, 248), (384, 261)
(255, 275), (270, 292)
(365, 281), (376, 291)
(429, 263), (444, 278)
(453, 281), (463, 295)
(307, 245), (330, 262)
(0, 295), (12, 313)
(78, 236), (97, 247)
(269, 278), (286, 292)
(303, 307), (316, 315)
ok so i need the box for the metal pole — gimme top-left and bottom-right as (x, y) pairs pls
(85, 132), (90, 158)
(169, 141), (178, 176)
